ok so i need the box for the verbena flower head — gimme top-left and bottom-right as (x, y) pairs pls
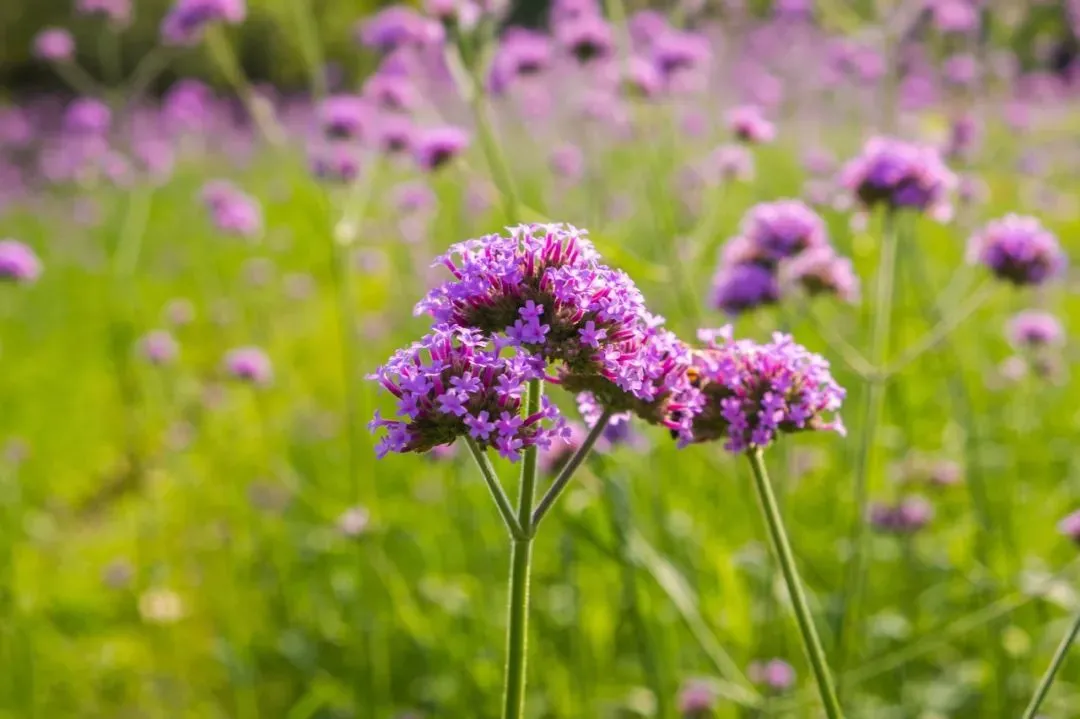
(966, 214), (1065, 286)
(738, 200), (828, 263)
(488, 29), (552, 94)
(942, 52), (979, 87)
(367, 324), (566, 460)
(317, 94), (370, 140)
(414, 126), (470, 172)
(840, 136), (956, 216)
(748, 659), (796, 692)
(1007, 310), (1064, 350)
(140, 330), (180, 365)
(376, 115), (414, 154)
(201, 181), (262, 238)
(710, 262), (779, 316)
(677, 680), (716, 717)
(727, 105), (775, 144)
(930, 0), (979, 34)
(556, 14), (613, 63)
(621, 56), (664, 98)
(0, 240), (42, 283)
(780, 246), (860, 303)
(686, 327), (846, 452)
(161, 0), (246, 46)
(355, 6), (443, 53)
(869, 496), (933, 534)
(64, 98), (111, 135)
(309, 142), (362, 183)
(33, 29), (75, 62)
(651, 30), (711, 78)
(362, 72), (418, 113)
(1058, 509), (1080, 544)
(224, 346), (272, 385)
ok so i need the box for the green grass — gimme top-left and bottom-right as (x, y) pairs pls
(2, 102), (1080, 719)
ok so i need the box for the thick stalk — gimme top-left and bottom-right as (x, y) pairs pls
(833, 210), (899, 676)
(746, 449), (844, 719)
(502, 378), (542, 719)
(1020, 612), (1080, 719)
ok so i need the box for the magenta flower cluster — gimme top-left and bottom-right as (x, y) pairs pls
(966, 214), (1065, 286)
(840, 136), (956, 216)
(711, 200), (858, 315)
(201, 180), (262, 238)
(686, 327), (846, 453)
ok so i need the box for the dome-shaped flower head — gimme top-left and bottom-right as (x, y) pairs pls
(568, 325), (705, 445)
(200, 181), (262, 238)
(621, 56), (664, 98)
(355, 6), (443, 53)
(424, 0), (482, 29)
(840, 136), (956, 215)
(677, 680), (716, 717)
(710, 262), (779, 316)
(224, 346), (272, 385)
(1059, 509), (1080, 544)
(162, 79), (215, 134)
(628, 10), (669, 47)
(368, 324), (567, 460)
(708, 144), (754, 184)
(362, 72), (418, 113)
(930, 0), (979, 34)
(33, 28), (75, 62)
(651, 30), (711, 78)
(1007, 310), (1064, 350)
(738, 200), (829, 263)
(0, 240), (42, 284)
(868, 496), (933, 534)
(161, 0), (246, 46)
(686, 327), (846, 452)
(309, 142), (362, 183)
(727, 105), (775, 145)
(414, 126), (470, 172)
(76, 0), (133, 25)
(966, 215), (1064, 286)
(780, 247), (860, 303)
(487, 29), (553, 94)
(317, 94), (370, 140)
(748, 659), (796, 692)
(550, 0), (600, 24)
(376, 114), (414, 154)
(139, 330), (180, 365)
(64, 98), (111, 135)
(556, 14), (614, 63)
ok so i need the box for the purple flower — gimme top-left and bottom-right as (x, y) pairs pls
(1007, 310), (1064, 350)
(710, 263), (779, 316)
(355, 6), (443, 53)
(309, 142), (362, 183)
(840, 136), (956, 215)
(966, 215), (1065, 286)
(651, 30), (711, 77)
(869, 496), (933, 534)
(0, 240), (42, 284)
(139, 330), (180, 366)
(64, 98), (111, 135)
(362, 72), (418, 113)
(337, 506), (371, 537)
(780, 247), (860, 303)
(33, 29), (75, 62)
(394, 181), (437, 214)
(224, 346), (273, 385)
(76, 0), (133, 25)
(726, 105), (775, 145)
(201, 180), (262, 238)
(686, 328), (846, 452)
(414, 126), (470, 172)
(944, 114), (981, 160)
(942, 52), (979, 87)
(161, 0), (246, 46)
(317, 94), (370, 140)
(1058, 509), (1080, 544)
(629, 10), (669, 47)
(738, 200), (829, 263)
(488, 29), (552, 94)
(367, 325), (564, 460)
(748, 659), (796, 692)
(621, 56), (664, 98)
(676, 680), (716, 717)
(376, 114), (415, 154)
(708, 144), (754, 184)
(556, 14), (613, 63)
(549, 144), (584, 181)
(930, 0), (979, 34)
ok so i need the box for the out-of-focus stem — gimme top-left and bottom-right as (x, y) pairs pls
(204, 26), (285, 147)
(288, 0), (327, 98)
(1020, 611), (1080, 719)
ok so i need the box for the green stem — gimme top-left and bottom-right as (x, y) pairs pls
(464, 436), (524, 540)
(746, 449), (845, 719)
(502, 378), (542, 719)
(288, 0), (327, 98)
(834, 210), (899, 677)
(204, 26), (284, 147)
(1020, 612), (1080, 719)
(530, 409), (613, 531)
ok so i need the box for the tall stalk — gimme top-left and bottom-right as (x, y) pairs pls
(746, 449), (845, 719)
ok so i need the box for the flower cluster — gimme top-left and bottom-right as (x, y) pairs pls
(748, 659), (796, 692)
(33, 28), (75, 62)
(1059, 509), (1080, 545)
(711, 200), (858, 315)
(966, 215), (1065, 286)
(868, 496), (933, 535)
(161, 0), (247, 46)
(201, 180), (262, 238)
(224, 346), (273, 385)
(1007, 310), (1064, 350)
(0, 240), (42, 284)
(727, 105), (775, 145)
(76, 0), (133, 25)
(840, 136), (956, 216)
(368, 325), (566, 460)
(355, 6), (443, 53)
(685, 327), (846, 452)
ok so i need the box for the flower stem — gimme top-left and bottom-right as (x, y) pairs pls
(834, 209), (899, 678)
(464, 436), (524, 540)
(531, 409), (613, 531)
(502, 378), (542, 719)
(1020, 611), (1080, 719)
(746, 449), (845, 719)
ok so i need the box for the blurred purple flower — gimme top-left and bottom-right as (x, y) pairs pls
(224, 346), (273, 385)
(628, 9), (669, 47)
(549, 143), (584, 181)
(677, 679), (716, 717)
(738, 200), (829, 263)
(362, 72), (418, 113)
(309, 142), (362, 183)
(0, 240), (42, 284)
(556, 14), (613, 63)
(201, 180), (262, 238)
(394, 181), (437, 214)
(33, 28), (75, 62)
(781, 247), (860, 303)
(929, 0), (979, 34)
(869, 496), (934, 534)
(840, 136), (956, 216)
(414, 126), (470, 171)
(748, 659), (796, 692)
(710, 262), (778, 316)
(338, 506), (371, 537)
(355, 6), (443, 53)
(942, 53), (979, 87)
(966, 214), (1064, 286)
(708, 144), (754, 184)
(64, 98), (111, 135)
(488, 29), (552, 94)
(161, 0), (246, 46)
(1058, 509), (1080, 544)
(727, 105), (775, 144)
(1007, 310), (1064, 350)
(651, 30), (711, 78)
(317, 94), (370, 140)
(77, 0), (132, 25)
(139, 330), (180, 365)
